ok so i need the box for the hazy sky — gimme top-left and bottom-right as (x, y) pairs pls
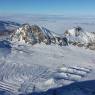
(0, 0), (95, 15)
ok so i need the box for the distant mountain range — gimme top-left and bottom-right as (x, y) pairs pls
(0, 20), (21, 35)
(0, 20), (95, 50)
(0, 20), (95, 95)
(11, 24), (68, 46)
(64, 27), (95, 50)
(11, 23), (95, 50)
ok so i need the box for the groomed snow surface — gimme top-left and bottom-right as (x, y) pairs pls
(0, 41), (95, 95)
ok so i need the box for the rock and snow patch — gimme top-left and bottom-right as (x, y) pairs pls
(10, 24), (95, 50)
(54, 65), (91, 81)
(0, 33), (94, 94)
(11, 24), (68, 46)
(64, 26), (95, 50)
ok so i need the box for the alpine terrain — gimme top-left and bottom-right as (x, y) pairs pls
(0, 21), (95, 95)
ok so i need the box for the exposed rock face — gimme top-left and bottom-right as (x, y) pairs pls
(11, 24), (68, 46)
(86, 43), (95, 50)
(11, 24), (44, 45)
(31, 25), (45, 43)
(10, 25), (95, 50)
(64, 26), (95, 50)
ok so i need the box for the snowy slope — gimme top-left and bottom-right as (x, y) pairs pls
(0, 23), (95, 95)
(0, 20), (20, 36)
(0, 42), (95, 94)
(11, 25), (95, 51)
(11, 24), (68, 46)
(0, 21), (20, 32)
(64, 27), (95, 44)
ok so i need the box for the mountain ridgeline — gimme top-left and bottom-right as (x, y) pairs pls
(64, 27), (95, 50)
(0, 20), (21, 35)
(10, 23), (95, 50)
(11, 24), (68, 46)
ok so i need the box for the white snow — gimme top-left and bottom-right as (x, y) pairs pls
(0, 41), (95, 95)
(44, 78), (55, 86)
(0, 16), (95, 95)
(66, 27), (95, 44)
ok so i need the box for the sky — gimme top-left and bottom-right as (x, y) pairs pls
(0, 0), (95, 16)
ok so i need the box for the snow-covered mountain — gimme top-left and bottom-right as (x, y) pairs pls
(11, 24), (95, 50)
(11, 24), (68, 46)
(0, 20), (21, 35)
(0, 21), (95, 95)
(0, 41), (95, 95)
(64, 26), (95, 50)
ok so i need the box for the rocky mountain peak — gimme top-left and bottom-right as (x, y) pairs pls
(11, 24), (68, 46)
